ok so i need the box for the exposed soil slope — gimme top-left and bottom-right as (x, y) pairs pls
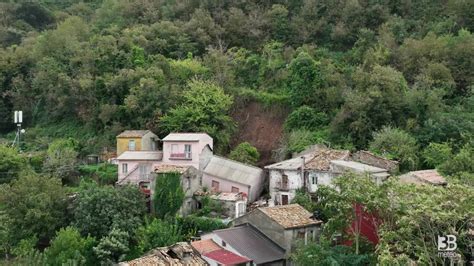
(230, 101), (287, 167)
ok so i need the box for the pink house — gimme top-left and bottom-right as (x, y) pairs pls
(116, 131), (264, 205)
(117, 132), (213, 187)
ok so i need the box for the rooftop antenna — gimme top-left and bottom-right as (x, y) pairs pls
(11, 110), (24, 150)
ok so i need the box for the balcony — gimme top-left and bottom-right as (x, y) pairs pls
(169, 152), (192, 160)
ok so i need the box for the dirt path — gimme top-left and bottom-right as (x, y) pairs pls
(230, 101), (287, 167)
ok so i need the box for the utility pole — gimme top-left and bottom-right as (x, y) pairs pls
(12, 110), (23, 151)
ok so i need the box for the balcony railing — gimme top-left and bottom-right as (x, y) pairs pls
(169, 152), (192, 160)
(139, 173), (154, 181)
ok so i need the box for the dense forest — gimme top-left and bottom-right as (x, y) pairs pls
(0, 0), (473, 265)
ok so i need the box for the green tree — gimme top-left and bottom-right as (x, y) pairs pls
(0, 172), (67, 247)
(377, 181), (473, 264)
(135, 218), (183, 254)
(292, 238), (372, 266)
(43, 138), (79, 183)
(229, 142), (260, 165)
(438, 144), (474, 176)
(93, 228), (130, 265)
(284, 106), (329, 131)
(287, 52), (322, 107)
(369, 126), (419, 171)
(317, 173), (389, 255)
(160, 79), (235, 151)
(291, 189), (317, 212)
(331, 65), (408, 147)
(0, 145), (25, 184)
(72, 183), (146, 238)
(422, 142), (453, 168)
(45, 227), (97, 266)
(153, 172), (184, 219)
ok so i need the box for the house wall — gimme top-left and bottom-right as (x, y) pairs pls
(233, 210), (290, 254)
(178, 167), (202, 216)
(202, 173), (253, 201)
(117, 160), (154, 184)
(268, 169), (301, 205)
(141, 131), (159, 151)
(117, 137), (143, 156)
(307, 171), (333, 192)
(162, 135), (213, 167)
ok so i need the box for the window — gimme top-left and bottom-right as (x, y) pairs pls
(211, 180), (219, 191)
(231, 186), (239, 193)
(122, 163), (128, 174)
(128, 140), (136, 151)
(311, 176), (317, 185)
(297, 231), (305, 239)
(184, 144), (192, 159)
(151, 141), (157, 151)
(281, 194), (289, 205)
(171, 144), (178, 153)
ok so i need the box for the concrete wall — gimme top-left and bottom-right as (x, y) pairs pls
(233, 210), (290, 253)
(307, 171), (334, 192)
(352, 151), (399, 173)
(233, 210), (321, 256)
(178, 167), (202, 216)
(268, 169), (301, 205)
(141, 131), (159, 151)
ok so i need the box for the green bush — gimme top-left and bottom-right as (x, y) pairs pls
(176, 215), (227, 237)
(78, 163), (118, 185)
(135, 218), (183, 254)
(284, 106), (329, 131)
(229, 142), (260, 165)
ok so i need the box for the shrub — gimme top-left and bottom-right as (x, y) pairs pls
(45, 227), (96, 266)
(284, 106), (329, 131)
(229, 142), (260, 165)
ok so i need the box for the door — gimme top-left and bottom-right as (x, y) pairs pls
(281, 194), (289, 205)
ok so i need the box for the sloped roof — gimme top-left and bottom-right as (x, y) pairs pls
(212, 224), (285, 264)
(203, 156), (263, 186)
(258, 204), (322, 229)
(191, 239), (222, 254)
(399, 169), (447, 186)
(305, 149), (351, 170)
(330, 160), (388, 173)
(117, 151), (163, 161)
(163, 133), (211, 142)
(117, 130), (152, 138)
(203, 249), (251, 265)
(265, 148), (350, 171)
(119, 242), (206, 266)
(154, 164), (190, 174)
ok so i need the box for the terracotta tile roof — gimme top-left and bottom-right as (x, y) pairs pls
(191, 239), (222, 254)
(399, 169), (447, 186)
(304, 149), (351, 171)
(258, 204), (322, 229)
(117, 130), (151, 138)
(119, 242), (206, 265)
(154, 164), (190, 174)
(203, 249), (251, 265)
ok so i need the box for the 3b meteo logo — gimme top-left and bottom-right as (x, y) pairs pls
(438, 235), (457, 251)
(437, 235), (459, 260)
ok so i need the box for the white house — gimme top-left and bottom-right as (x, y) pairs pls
(265, 147), (390, 206)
